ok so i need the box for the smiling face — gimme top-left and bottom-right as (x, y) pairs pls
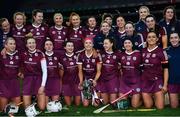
(103, 39), (113, 51)
(54, 14), (63, 26)
(124, 39), (133, 51)
(139, 7), (150, 20)
(44, 40), (53, 52)
(165, 8), (174, 21)
(26, 38), (36, 52)
(100, 22), (111, 34)
(145, 16), (156, 29)
(1, 19), (10, 33)
(87, 17), (96, 29)
(71, 15), (80, 28)
(104, 17), (113, 26)
(14, 14), (24, 27)
(84, 39), (93, 51)
(125, 23), (134, 36)
(33, 12), (43, 25)
(147, 32), (158, 46)
(5, 38), (16, 53)
(170, 33), (180, 47)
(116, 16), (125, 28)
(64, 42), (74, 53)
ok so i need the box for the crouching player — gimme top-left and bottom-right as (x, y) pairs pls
(0, 37), (22, 115)
(21, 37), (47, 116)
(77, 37), (102, 107)
(141, 31), (168, 109)
(119, 38), (142, 108)
(60, 41), (81, 106)
(44, 39), (62, 111)
(166, 32), (180, 108)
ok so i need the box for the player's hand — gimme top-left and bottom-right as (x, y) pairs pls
(161, 85), (167, 93)
(78, 83), (83, 90)
(92, 80), (97, 87)
(1, 48), (6, 57)
(38, 86), (45, 95)
(18, 72), (24, 79)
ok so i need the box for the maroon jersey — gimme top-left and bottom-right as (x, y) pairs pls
(45, 52), (61, 79)
(67, 27), (84, 52)
(27, 24), (49, 50)
(77, 51), (102, 80)
(141, 25), (167, 48)
(120, 50), (141, 84)
(60, 53), (79, 84)
(0, 51), (21, 80)
(49, 26), (68, 50)
(83, 27), (99, 38)
(21, 50), (45, 76)
(142, 46), (168, 81)
(100, 50), (121, 81)
(12, 25), (27, 51)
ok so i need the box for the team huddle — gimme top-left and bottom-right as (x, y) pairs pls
(0, 5), (180, 117)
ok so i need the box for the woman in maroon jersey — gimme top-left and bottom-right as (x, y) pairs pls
(100, 38), (121, 104)
(77, 37), (102, 107)
(67, 12), (84, 52)
(0, 37), (22, 112)
(12, 12), (27, 52)
(49, 13), (68, 53)
(21, 36), (47, 115)
(119, 38), (142, 108)
(141, 31), (168, 109)
(44, 40), (61, 104)
(60, 41), (81, 106)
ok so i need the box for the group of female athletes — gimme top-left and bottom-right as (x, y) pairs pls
(0, 4), (180, 116)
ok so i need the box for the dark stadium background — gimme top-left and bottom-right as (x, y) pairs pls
(0, 0), (179, 26)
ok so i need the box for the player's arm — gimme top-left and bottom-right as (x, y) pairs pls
(93, 62), (102, 87)
(162, 34), (168, 49)
(77, 64), (83, 90)
(38, 58), (47, 94)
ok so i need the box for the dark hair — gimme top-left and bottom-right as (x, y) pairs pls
(104, 38), (117, 51)
(163, 6), (176, 22)
(102, 13), (113, 22)
(32, 9), (43, 22)
(145, 14), (156, 22)
(63, 40), (74, 47)
(123, 36), (135, 50)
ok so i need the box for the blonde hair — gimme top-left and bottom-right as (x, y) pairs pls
(13, 12), (26, 24)
(139, 6), (150, 14)
(69, 12), (80, 26)
(53, 13), (63, 21)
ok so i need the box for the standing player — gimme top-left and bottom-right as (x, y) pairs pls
(27, 9), (49, 50)
(119, 38), (141, 108)
(44, 40), (61, 104)
(21, 37), (47, 115)
(159, 6), (180, 46)
(115, 16), (126, 50)
(135, 6), (150, 33)
(49, 13), (68, 53)
(93, 21), (116, 51)
(0, 37), (22, 112)
(141, 31), (168, 109)
(166, 32), (180, 108)
(77, 37), (102, 107)
(100, 38), (121, 104)
(60, 41), (81, 106)
(143, 15), (168, 49)
(67, 12), (84, 52)
(124, 21), (144, 50)
(12, 12), (27, 52)
(83, 16), (99, 38)
(0, 18), (12, 45)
